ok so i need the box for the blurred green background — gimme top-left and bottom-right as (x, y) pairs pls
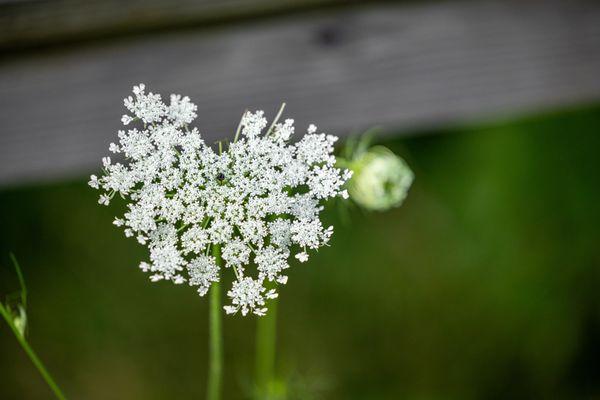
(1, 105), (599, 399)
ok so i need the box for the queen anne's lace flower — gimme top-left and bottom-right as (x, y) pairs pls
(91, 84), (351, 316)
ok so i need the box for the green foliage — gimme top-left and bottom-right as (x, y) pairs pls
(0, 105), (599, 399)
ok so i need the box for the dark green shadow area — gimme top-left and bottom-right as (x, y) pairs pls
(1, 104), (599, 399)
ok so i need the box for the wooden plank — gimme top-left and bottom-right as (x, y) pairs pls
(0, 0), (347, 50)
(1, 0), (600, 186)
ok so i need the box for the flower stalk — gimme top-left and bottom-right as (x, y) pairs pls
(207, 244), (223, 400)
(0, 255), (67, 400)
(255, 291), (279, 399)
(0, 305), (66, 400)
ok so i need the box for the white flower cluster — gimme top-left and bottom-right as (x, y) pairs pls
(90, 84), (351, 316)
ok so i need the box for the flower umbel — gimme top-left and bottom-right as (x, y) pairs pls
(91, 84), (351, 316)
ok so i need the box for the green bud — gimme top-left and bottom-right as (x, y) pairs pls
(13, 305), (27, 337)
(348, 146), (413, 211)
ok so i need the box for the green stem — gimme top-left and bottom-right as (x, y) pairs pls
(207, 244), (223, 400)
(255, 291), (278, 399)
(266, 103), (286, 136)
(233, 109), (248, 143)
(0, 303), (67, 400)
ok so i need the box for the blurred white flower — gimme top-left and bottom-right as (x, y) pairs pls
(91, 84), (351, 316)
(347, 145), (413, 211)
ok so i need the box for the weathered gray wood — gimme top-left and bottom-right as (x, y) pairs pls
(1, 0), (600, 186)
(0, 0), (344, 50)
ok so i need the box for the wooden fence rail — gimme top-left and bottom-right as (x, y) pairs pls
(0, 0), (350, 51)
(0, 0), (599, 185)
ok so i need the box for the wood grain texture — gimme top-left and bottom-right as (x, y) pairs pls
(0, 0), (347, 50)
(1, 0), (600, 185)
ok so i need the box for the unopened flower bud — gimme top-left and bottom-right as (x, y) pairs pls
(348, 146), (413, 211)
(13, 306), (27, 337)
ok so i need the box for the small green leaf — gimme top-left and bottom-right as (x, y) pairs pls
(9, 253), (27, 310)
